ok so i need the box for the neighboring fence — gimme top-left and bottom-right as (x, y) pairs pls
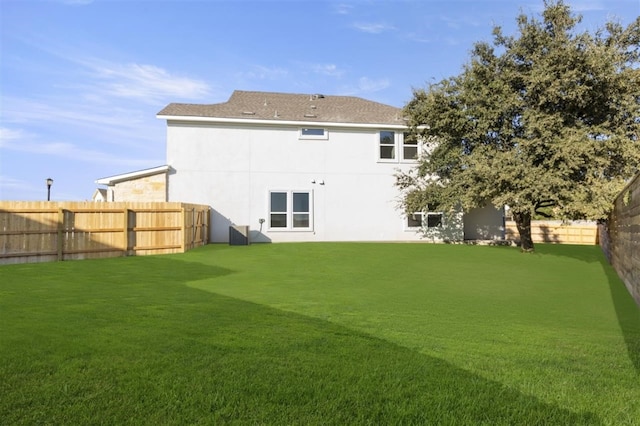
(0, 201), (210, 264)
(505, 220), (598, 245)
(602, 174), (640, 306)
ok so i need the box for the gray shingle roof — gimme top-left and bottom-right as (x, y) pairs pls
(157, 90), (405, 126)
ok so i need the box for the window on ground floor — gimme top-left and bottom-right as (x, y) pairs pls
(406, 212), (443, 229)
(406, 212), (424, 228)
(269, 190), (313, 230)
(426, 213), (443, 228)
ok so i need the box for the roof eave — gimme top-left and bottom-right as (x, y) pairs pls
(95, 165), (171, 185)
(156, 114), (409, 129)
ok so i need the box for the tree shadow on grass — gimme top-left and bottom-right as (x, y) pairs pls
(532, 244), (640, 375)
(2, 255), (601, 425)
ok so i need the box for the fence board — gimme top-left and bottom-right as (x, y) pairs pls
(0, 201), (210, 264)
(505, 221), (598, 245)
(605, 174), (640, 306)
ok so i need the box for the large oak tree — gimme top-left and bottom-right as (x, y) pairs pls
(397, 1), (640, 251)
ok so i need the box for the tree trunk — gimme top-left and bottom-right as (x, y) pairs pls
(513, 210), (534, 252)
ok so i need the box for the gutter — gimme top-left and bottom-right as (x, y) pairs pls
(156, 114), (410, 130)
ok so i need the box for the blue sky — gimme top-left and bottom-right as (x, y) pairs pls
(1, 0), (638, 201)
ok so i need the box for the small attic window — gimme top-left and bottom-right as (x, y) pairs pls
(299, 128), (328, 140)
(242, 111), (255, 115)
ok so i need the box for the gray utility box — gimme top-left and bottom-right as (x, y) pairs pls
(229, 225), (250, 245)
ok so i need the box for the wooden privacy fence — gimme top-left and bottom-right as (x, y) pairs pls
(505, 220), (598, 245)
(601, 173), (640, 306)
(0, 202), (210, 264)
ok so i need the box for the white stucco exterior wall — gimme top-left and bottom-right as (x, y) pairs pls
(165, 121), (453, 243)
(463, 204), (505, 240)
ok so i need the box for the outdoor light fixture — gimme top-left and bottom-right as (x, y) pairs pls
(46, 178), (53, 201)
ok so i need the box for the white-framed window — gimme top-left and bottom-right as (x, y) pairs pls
(299, 128), (328, 140)
(379, 130), (396, 160)
(406, 212), (424, 229)
(405, 212), (443, 229)
(269, 190), (313, 231)
(379, 131), (419, 162)
(426, 212), (443, 228)
(401, 132), (419, 161)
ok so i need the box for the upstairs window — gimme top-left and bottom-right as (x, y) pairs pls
(300, 128), (328, 140)
(379, 131), (419, 162)
(379, 131), (396, 160)
(402, 132), (419, 160)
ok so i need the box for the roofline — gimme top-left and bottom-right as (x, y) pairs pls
(156, 114), (409, 130)
(95, 165), (171, 185)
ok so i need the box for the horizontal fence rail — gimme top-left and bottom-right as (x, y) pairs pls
(505, 221), (598, 245)
(0, 202), (210, 264)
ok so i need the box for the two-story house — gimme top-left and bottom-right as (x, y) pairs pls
(155, 90), (504, 243)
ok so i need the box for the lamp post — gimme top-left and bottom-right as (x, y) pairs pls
(46, 178), (53, 201)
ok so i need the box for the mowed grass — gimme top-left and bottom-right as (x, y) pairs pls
(1, 243), (638, 425)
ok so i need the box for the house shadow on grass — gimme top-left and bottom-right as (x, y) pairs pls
(116, 259), (609, 423)
(191, 301), (601, 424)
(3, 253), (602, 424)
(601, 259), (640, 374)
(532, 244), (640, 375)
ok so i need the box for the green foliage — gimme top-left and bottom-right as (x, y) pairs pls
(397, 1), (640, 249)
(1, 243), (639, 424)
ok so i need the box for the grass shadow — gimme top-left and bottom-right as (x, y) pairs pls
(601, 259), (640, 374)
(1, 255), (601, 424)
(529, 243), (604, 263)
(528, 244), (640, 375)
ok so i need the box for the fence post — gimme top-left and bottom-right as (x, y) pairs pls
(57, 208), (65, 261)
(205, 208), (210, 244)
(180, 207), (186, 253)
(123, 208), (129, 256)
(192, 208), (196, 249)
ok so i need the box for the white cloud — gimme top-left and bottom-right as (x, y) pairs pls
(311, 63), (345, 77)
(352, 22), (395, 34)
(0, 97), (158, 147)
(358, 77), (390, 93)
(85, 61), (212, 104)
(238, 65), (289, 81)
(57, 0), (93, 4)
(529, 0), (605, 13)
(1, 134), (159, 168)
(0, 175), (26, 189)
(9, 38), (212, 104)
(0, 176), (36, 200)
(440, 15), (481, 30)
(443, 36), (462, 46)
(403, 32), (434, 44)
(334, 4), (353, 15)
(0, 127), (29, 144)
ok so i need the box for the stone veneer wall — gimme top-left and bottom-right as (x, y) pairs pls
(110, 173), (167, 202)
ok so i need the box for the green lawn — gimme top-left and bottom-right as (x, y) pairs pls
(1, 243), (638, 425)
